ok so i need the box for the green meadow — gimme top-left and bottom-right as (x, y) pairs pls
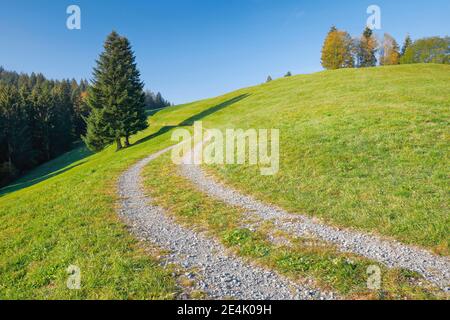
(1, 64), (448, 299)
(185, 64), (450, 255)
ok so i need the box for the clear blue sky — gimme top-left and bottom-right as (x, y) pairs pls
(1, 0), (449, 104)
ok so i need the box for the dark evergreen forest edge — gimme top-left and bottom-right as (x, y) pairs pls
(0, 66), (171, 187)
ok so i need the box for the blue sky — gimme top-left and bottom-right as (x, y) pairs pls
(0, 0), (449, 104)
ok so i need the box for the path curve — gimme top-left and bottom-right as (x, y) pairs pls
(180, 140), (450, 291)
(118, 145), (334, 300)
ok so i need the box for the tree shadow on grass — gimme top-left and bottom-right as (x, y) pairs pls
(0, 144), (92, 197)
(133, 93), (250, 147)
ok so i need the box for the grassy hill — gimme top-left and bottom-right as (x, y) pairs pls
(0, 64), (448, 299)
(186, 63), (450, 255)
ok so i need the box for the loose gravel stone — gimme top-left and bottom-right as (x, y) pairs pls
(118, 145), (333, 300)
(180, 140), (450, 291)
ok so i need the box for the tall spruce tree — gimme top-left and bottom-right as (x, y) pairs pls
(118, 36), (148, 147)
(83, 31), (148, 151)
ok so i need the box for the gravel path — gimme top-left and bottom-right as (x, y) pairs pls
(180, 140), (450, 292)
(118, 145), (334, 300)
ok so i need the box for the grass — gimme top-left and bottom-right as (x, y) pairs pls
(0, 64), (448, 298)
(171, 64), (449, 254)
(0, 91), (249, 299)
(0, 127), (180, 299)
(0, 142), (92, 197)
(142, 153), (445, 299)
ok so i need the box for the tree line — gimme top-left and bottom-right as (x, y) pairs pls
(145, 90), (172, 110)
(265, 29), (448, 81)
(0, 69), (89, 186)
(321, 26), (449, 70)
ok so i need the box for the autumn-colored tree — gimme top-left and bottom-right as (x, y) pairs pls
(380, 33), (400, 65)
(321, 26), (354, 70)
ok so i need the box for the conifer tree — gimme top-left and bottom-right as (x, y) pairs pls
(83, 31), (148, 151)
(72, 87), (89, 137)
(118, 36), (148, 147)
(357, 27), (378, 67)
(266, 76), (272, 83)
(82, 106), (112, 152)
(401, 35), (413, 57)
(0, 84), (32, 177)
(51, 81), (74, 155)
(29, 82), (54, 161)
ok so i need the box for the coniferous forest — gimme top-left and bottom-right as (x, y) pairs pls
(0, 69), (89, 186)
